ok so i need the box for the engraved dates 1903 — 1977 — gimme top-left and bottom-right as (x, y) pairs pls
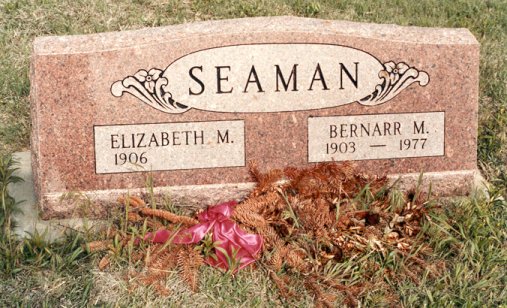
(308, 112), (445, 162)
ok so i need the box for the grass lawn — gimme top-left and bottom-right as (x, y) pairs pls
(1, 0), (506, 307)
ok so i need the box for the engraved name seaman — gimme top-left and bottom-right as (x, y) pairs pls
(187, 63), (358, 95)
(111, 44), (430, 114)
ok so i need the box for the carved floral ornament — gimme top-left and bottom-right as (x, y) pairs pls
(359, 61), (429, 105)
(111, 44), (429, 113)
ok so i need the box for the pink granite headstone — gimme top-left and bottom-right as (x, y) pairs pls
(30, 17), (480, 219)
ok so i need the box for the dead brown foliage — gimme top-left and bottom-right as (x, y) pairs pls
(140, 208), (199, 226)
(90, 197), (203, 293)
(177, 245), (204, 292)
(232, 161), (435, 306)
(89, 162), (436, 306)
(85, 240), (112, 252)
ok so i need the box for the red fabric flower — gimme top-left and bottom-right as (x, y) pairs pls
(146, 201), (263, 271)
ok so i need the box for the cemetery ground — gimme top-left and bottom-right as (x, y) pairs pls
(0, 0), (506, 307)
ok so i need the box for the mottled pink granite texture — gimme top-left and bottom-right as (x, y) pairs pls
(30, 17), (480, 219)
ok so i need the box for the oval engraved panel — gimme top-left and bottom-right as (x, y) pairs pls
(111, 44), (429, 114)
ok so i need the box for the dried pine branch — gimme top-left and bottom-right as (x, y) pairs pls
(256, 225), (282, 248)
(139, 247), (180, 290)
(128, 212), (143, 223)
(177, 246), (203, 292)
(118, 195), (146, 208)
(269, 271), (295, 300)
(248, 161), (284, 196)
(295, 198), (334, 232)
(266, 245), (288, 271)
(154, 282), (171, 296)
(231, 207), (267, 229)
(236, 191), (281, 214)
(286, 248), (311, 274)
(317, 275), (358, 307)
(140, 208), (198, 226)
(305, 277), (335, 308)
(98, 255), (111, 271)
(86, 240), (112, 252)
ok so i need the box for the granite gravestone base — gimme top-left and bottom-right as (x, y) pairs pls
(30, 17), (480, 219)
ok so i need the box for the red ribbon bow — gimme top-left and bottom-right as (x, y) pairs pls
(147, 201), (263, 271)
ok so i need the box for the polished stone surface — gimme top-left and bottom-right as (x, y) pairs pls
(30, 17), (480, 218)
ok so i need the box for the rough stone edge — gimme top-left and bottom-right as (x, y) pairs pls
(33, 16), (478, 55)
(40, 169), (484, 220)
(10, 150), (485, 241)
(40, 182), (256, 220)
